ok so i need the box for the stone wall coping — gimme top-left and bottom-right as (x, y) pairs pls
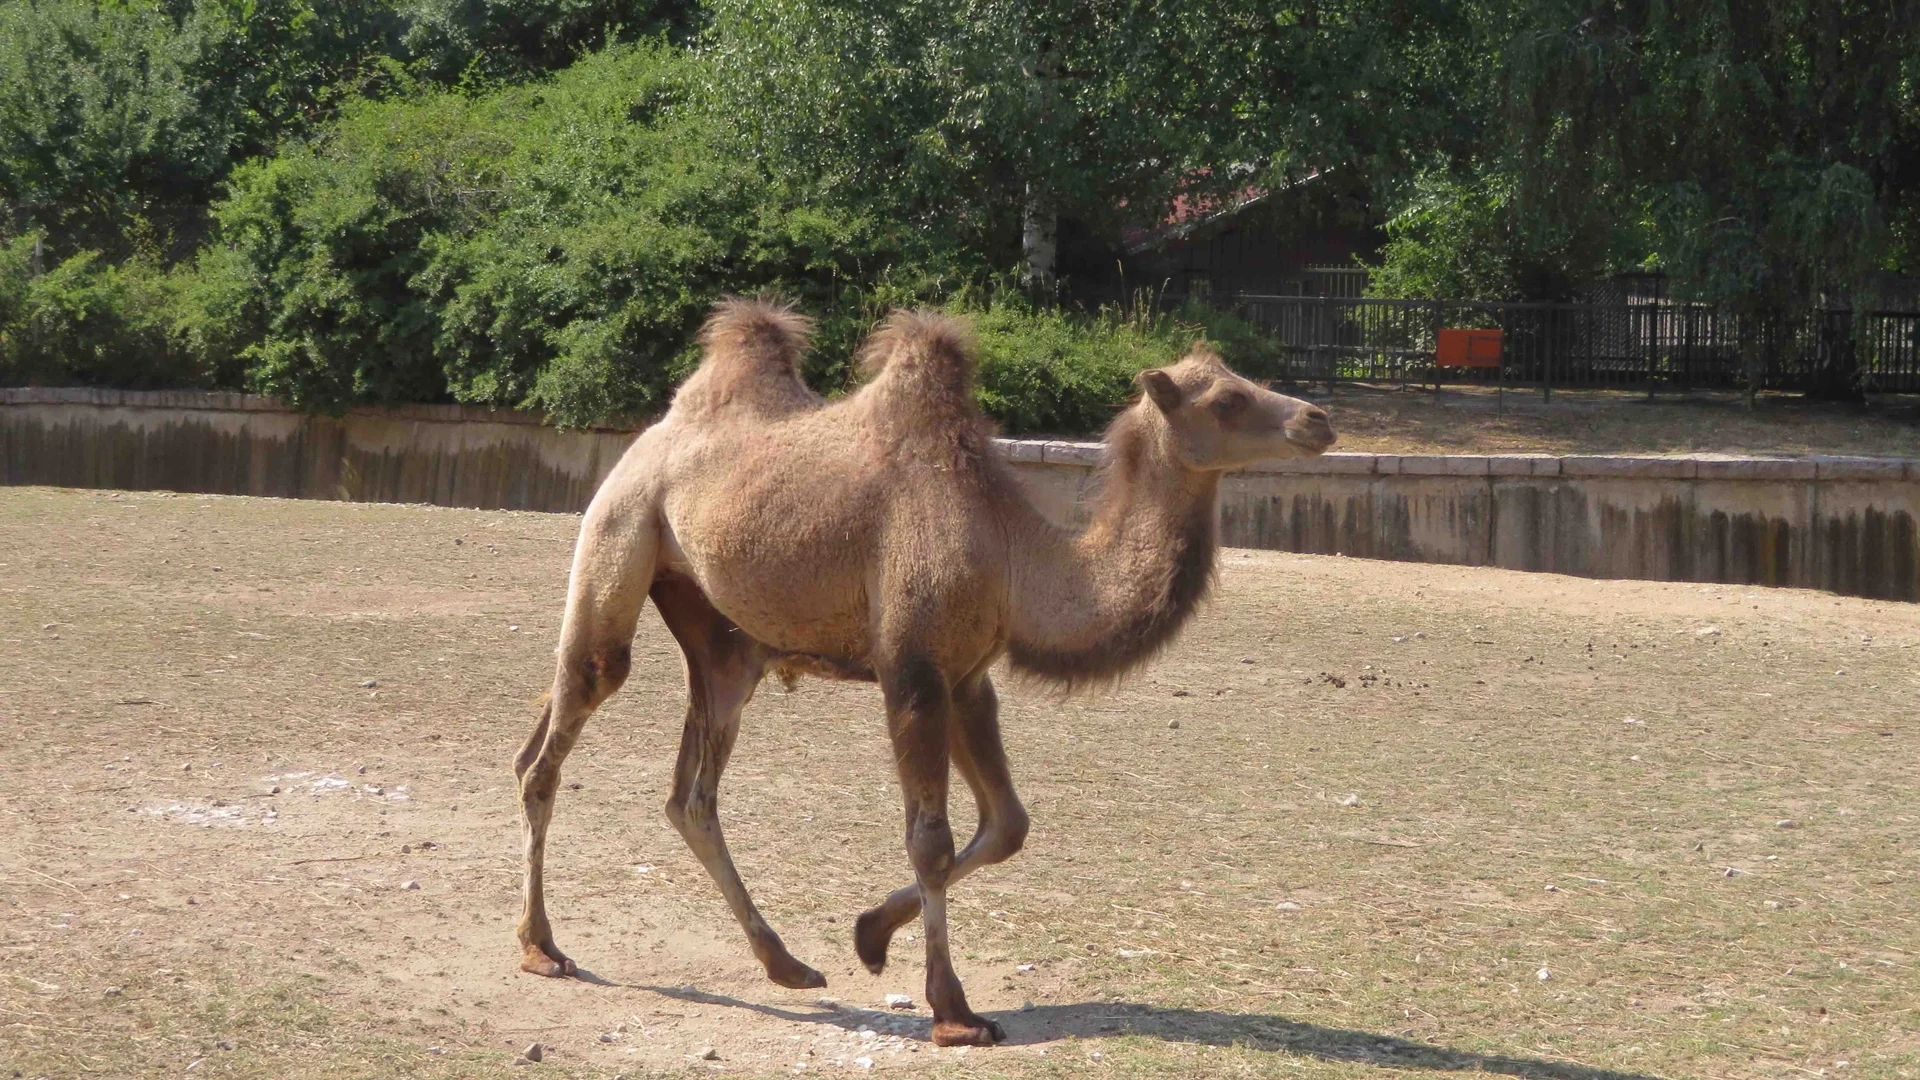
(6, 389), (1914, 482)
(991, 437), (1918, 482)
(0, 386), (642, 433)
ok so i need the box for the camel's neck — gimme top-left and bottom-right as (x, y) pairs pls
(1005, 410), (1220, 685)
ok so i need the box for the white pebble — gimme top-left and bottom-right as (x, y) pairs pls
(884, 993), (914, 1010)
(1339, 793), (1362, 808)
(1536, 967), (1551, 981)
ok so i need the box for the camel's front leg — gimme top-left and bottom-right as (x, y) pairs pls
(517, 642), (632, 976)
(882, 659), (1004, 1047)
(517, 491), (653, 977)
(856, 673), (1027, 976)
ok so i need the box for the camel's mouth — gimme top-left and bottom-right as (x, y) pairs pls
(1284, 413), (1338, 455)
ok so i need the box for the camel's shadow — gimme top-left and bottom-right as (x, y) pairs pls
(621, 981), (1661, 1080)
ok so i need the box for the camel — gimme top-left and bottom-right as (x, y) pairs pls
(513, 298), (1336, 1046)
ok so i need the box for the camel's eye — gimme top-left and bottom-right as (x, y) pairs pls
(1207, 390), (1250, 420)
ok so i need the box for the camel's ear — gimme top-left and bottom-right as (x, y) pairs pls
(1136, 368), (1182, 413)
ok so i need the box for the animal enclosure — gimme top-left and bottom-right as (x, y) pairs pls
(1, 488), (1914, 1078)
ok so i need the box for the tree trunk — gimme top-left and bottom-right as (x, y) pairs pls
(1021, 189), (1057, 292)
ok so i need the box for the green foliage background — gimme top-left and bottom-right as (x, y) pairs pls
(2, 0), (1916, 429)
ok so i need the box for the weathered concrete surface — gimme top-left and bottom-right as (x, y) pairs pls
(1015, 448), (1920, 601)
(5, 389), (1917, 600)
(1, 388), (633, 513)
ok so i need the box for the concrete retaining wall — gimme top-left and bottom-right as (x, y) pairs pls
(1009, 441), (1919, 601)
(6, 388), (1917, 600)
(0, 388), (633, 514)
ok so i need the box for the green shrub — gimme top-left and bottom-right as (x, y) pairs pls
(0, 236), (195, 388)
(962, 297), (1289, 436)
(183, 43), (955, 424)
(968, 299), (1181, 435)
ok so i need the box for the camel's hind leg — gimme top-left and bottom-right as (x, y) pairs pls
(653, 574), (826, 990)
(855, 672), (1027, 978)
(516, 497), (654, 977)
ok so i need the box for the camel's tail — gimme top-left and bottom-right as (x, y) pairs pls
(858, 309), (976, 405)
(699, 296), (814, 379)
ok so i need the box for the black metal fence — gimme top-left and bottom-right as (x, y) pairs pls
(1234, 295), (1920, 396)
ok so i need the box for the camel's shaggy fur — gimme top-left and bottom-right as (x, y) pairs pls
(511, 297), (1335, 1046)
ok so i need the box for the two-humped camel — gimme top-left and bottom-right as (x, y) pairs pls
(514, 299), (1336, 1046)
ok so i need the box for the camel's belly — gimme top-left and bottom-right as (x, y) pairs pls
(659, 499), (876, 661)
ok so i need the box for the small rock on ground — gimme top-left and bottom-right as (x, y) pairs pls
(884, 993), (915, 1009)
(522, 1042), (543, 1062)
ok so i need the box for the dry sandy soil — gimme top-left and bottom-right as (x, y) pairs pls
(2, 487), (1916, 1080)
(1297, 387), (1920, 459)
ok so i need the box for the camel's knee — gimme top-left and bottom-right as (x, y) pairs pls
(906, 813), (956, 886)
(520, 759), (562, 805)
(664, 787), (714, 839)
(983, 804), (1030, 865)
(566, 641), (632, 705)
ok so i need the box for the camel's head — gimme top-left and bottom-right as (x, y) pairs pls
(1133, 344), (1336, 470)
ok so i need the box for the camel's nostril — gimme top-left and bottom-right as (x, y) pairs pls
(1304, 406), (1329, 424)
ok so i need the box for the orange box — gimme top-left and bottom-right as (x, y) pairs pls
(1437, 329), (1503, 367)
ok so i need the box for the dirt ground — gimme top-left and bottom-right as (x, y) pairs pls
(2, 487), (1917, 1080)
(1299, 386), (1920, 459)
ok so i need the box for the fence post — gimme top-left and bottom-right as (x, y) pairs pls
(1431, 302), (1442, 395)
(1320, 294), (1333, 395)
(1541, 306), (1553, 403)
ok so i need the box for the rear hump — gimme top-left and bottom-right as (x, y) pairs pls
(858, 309), (976, 407)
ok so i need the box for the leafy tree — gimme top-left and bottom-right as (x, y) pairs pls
(0, 1), (211, 255)
(701, 0), (1466, 288)
(188, 44), (912, 422)
(1373, 3), (1919, 319)
(401, 0), (700, 85)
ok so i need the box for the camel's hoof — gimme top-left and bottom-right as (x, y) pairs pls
(932, 1017), (1005, 1047)
(765, 955), (828, 990)
(852, 908), (891, 975)
(520, 942), (576, 978)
